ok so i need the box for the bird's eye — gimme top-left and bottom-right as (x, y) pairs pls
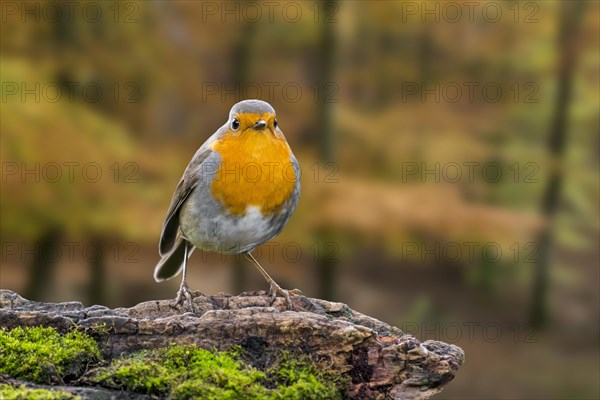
(273, 119), (278, 129)
(231, 118), (240, 130)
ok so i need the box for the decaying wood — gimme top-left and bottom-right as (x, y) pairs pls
(0, 290), (464, 399)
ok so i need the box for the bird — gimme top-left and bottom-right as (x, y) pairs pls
(154, 99), (301, 311)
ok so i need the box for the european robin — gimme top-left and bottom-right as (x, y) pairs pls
(154, 99), (300, 310)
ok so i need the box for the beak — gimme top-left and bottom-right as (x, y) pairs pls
(253, 120), (267, 130)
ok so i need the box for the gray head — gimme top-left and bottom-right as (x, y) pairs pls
(227, 99), (279, 133)
(229, 99), (275, 118)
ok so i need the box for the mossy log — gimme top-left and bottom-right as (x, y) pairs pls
(0, 290), (464, 399)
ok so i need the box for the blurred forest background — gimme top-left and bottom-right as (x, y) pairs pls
(1, 1), (598, 398)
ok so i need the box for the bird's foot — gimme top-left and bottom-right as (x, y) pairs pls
(268, 284), (302, 310)
(175, 280), (196, 313)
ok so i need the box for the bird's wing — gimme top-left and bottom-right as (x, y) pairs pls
(158, 148), (213, 256)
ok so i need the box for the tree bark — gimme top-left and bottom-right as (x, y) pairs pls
(0, 290), (463, 400)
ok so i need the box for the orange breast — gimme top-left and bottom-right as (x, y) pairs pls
(210, 130), (296, 216)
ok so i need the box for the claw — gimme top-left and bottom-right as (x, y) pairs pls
(244, 252), (299, 311)
(173, 242), (196, 313)
(175, 280), (195, 313)
(268, 282), (295, 310)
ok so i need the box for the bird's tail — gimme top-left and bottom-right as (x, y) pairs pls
(154, 237), (194, 282)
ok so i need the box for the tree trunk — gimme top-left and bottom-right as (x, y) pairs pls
(531, 1), (585, 327)
(24, 229), (62, 301)
(88, 235), (107, 306)
(316, 0), (339, 301)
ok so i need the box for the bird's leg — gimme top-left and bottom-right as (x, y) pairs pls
(244, 252), (294, 309)
(175, 243), (195, 312)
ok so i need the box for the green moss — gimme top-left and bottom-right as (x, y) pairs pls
(0, 326), (345, 398)
(89, 345), (345, 399)
(0, 383), (79, 400)
(91, 353), (172, 393)
(266, 353), (346, 400)
(0, 326), (101, 384)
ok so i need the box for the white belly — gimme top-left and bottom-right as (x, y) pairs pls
(180, 203), (278, 254)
